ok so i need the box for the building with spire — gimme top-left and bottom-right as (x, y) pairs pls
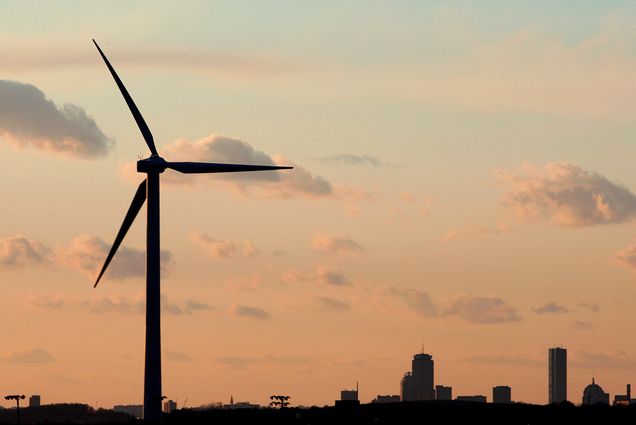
(400, 352), (434, 401)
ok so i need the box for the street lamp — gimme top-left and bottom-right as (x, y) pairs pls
(4, 395), (25, 425)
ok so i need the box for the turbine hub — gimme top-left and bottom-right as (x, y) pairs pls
(137, 156), (167, 173)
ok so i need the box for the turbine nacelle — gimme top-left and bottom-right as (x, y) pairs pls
(137, 156), (168, 173)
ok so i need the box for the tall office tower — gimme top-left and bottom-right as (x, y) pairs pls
(411, 353), (435, 400)
(492, 386), (512, 403)
(549, 347), (567, 403)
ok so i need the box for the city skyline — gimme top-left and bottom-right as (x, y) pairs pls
(2, 1), (636, 409)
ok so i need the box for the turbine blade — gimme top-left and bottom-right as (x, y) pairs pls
(92, 39), (158, 157)
(94, 180), (147, 288)
(166, 162), (293, 174)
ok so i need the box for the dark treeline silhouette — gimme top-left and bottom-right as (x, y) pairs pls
(1, 401), (636, 424)
(163, 401), (636, 425)
(0, 404), (132, 424)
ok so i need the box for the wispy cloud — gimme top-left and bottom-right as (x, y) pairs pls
(311, 296), (351, 313)
(2, 347), (54, 364)
(191, 233), (259, 260)
(29, 293), (214, 316)
(230, 304), (272, 321)
(444, 224), (511, 241)
(385, 287), (520, 324)
(614, 242), (636, 272)
(572, 351), (636, 369)
(315, 154), (387, 167)
(498, 162), (636, 226)
(444, 295), (521, 324)
(0, 80), (112, 158)
(145, 135), (333, 199)
(315, 265), (350, 286)
(0, 44), (298, 80)
(0, 234), (50, 269)
(165, 350), (193, 362)
(312, 233), (364, 255)
(532, 302), (571, 315)
(571, 320), (594, 330)
(58, 235), (172, 280)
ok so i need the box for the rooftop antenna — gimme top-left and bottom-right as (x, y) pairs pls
(91, 39), (292, 422)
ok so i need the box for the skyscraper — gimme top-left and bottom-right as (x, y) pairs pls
(411, 353), (435, 400)
(549, 347), (567, 404)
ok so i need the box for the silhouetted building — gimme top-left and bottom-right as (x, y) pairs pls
(401, 372), (414, 401)
(456, 395), (487, 403)
(435, 385), (452, 401)
(372, 395), (400, 403)
(340, 390), (358, 401)
(613, 384), (633, 406)
(113, 405), (143, 419)
(411, 353), (435, 400)
(582, 378), (609, 405)
(493, 386), (511, 404)
(163, 399), (176, 413)
(341, 382), (359, 401)
(28, 395), (41, 407)
(549, 347), (567, 403)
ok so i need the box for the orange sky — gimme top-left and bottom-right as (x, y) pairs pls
(1, 1), (636, 408)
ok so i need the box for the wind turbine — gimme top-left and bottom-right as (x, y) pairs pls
(91, 40), (291, 422)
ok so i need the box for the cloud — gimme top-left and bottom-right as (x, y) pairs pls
(0, 44), (297, 80)
(28, 294), (65, 311)
(154, 135), (333, 199)
(387, 287), (439, 318)
(185, 300), (217, 313)
(2, 348), (54, 364)
(311, 296), (351, 313)
(0, 234), (50, 269)
(81, 295), (145, 315)
(190, 233), (259, 260)
(571, 320), (594, 330)
(385, 288), (520, 324)
(498, 162), (636, 226)
(614, 242), (636, 272)
(444, 224), (511, 241)
(316, 154), (386, 167)
(231, 304), (271, 321)
(445, 295), (521, 324)
(316, 265), (350, 286)
(532, 302), (571, 315)
(165, 350), (193, 362)
(30, 293), (213, 316)
(312, 233), (364, 255)
(578, 302), (600, 313)
(572, 351), (636, 370)
(59, 235), (172, 280)
(0, 80), (112, 158)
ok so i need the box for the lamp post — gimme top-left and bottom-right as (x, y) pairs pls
(4, 395), (25, 425)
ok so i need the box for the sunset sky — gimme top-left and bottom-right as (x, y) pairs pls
(2, 0), (636, 408)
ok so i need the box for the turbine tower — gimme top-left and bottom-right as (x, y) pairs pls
(91, 40), (291, 422)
